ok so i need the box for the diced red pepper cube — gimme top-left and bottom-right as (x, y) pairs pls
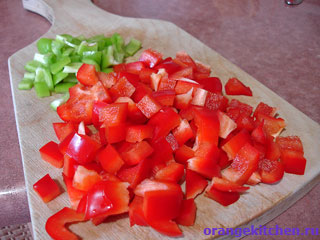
(276, 136), (304, 153)
(136, 94), (162, 118)
(126, 124), (154, 143)
(39, 141), (64, 168)
(120, 141), (154, 166)
(104, 123), (127, 144)
(148, 107), (181, 141)
(139, 49), (163, 68)
(109, 76), (136, 99)
(174, 199), (196, 226)
(152, 90), (175, 106)
(174, 145), (195, 165)
(253, 102), (277, 118)
(185, 169), (208, 199)
(154, 162), (185, 183)
(222, 129), (251, 159)
(96, 144), (124, 174)
(225, 77), (252, 96)
(205, 186), (240, 206)
(33, 174), (61, 203)
(280, 149), (306, 175)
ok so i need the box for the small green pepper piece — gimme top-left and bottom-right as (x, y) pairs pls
(82, 51), (102, 65)
(62, 48), (74, 57)
(24, 60), (42, 73)
(53, 71), (69, 85)
(23, 72), (35, 80)
(35, 67), (54, 91)
(34, 82), (50, 98)
(18, 79), (34, 90)
(63, 63), (83, 73)
(125, 38), (142, 56)
(63, 74), (77, 83)
(54, 82), (76, 93)
(101, 46), (116, 69)
(50, 57), (71, 75)
(77, 41), (98, 55)
(51, 40), (65, 56)
(37, 38), (53, 54)
(34, 53), (56, 67)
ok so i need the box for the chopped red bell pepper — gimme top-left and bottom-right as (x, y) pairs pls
(195, 77), (222, 93)
(276, 136), (304, 153)
(33, 174), (62, 203)
(154, 162), (184, 183)
(210, 177), (250, 193)
(53, 122), (76, 142)
(45, 207), (85, 240)
(152, 90), (175, 106)
(63, 174), (85, 209)
(96, 144), (124, 174)
(280, 149), (306, 175)
(65, 133), (101, 164)
(221, 129), (251, 159)
(139, 49), (163, 68)
(228, 143), (260, 185)
(77, 63), (99, 86)
(258, 158), (284, 184)
(175, 199), (196, 226)
(136, 94), (162, 118)
(39, 141), (64, 168)
(225, 77), (252, 96)
(174, 145), (195, 165)
(185, 169), (208, 199)
(129, 196), (148, 226)
(109, 75), (136, 100)
(120, 141), (154, 166)
(126, 124), (154, 143)
(205, 187), (240, 206)
(72, 165), (101, 191)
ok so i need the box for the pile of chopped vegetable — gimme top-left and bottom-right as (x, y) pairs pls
(18, 33), (141, 110)
(32, 48), (307, 239)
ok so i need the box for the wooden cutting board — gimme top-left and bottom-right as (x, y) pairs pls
(8, 0), (320, 239)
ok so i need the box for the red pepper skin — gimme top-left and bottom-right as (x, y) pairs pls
(175, 51), (197, 70)
(126, 125), (154, 143)
(125, 61), (146, 75)
(136, 94), (162, 118)
(129, 196), (148, 226)
(117, 156), (152, 189)
(276, 136), (304, 153)
(154, 162), (185, 183)
(148, 107), (181, 141)
(46, 207), (85, 240)
(185, 169), (208, 199)
(196, 77), (222, 93)
(143, 188), (183, 222)
(259, 158), (284, 184)
(229, 143), (260, 185)
(174, 144), (195, 165)
(280, 149), (306, 175)
(222, 129), (251, 160)
(77, 64), (99, 86)
(152, 90), (175, 106)
(154, 57), (182, 74)
(39, 141), (64, 168)
(33, 174), (61, 203)
(96, 144), (124, 174)
(97, 71), (117, 89)
(109, 75), (136, 100)
(205, 187), (240, 206)
(65, 133), (101, 164)
(210, 177), (250, 193)
(225, 77), (252, 96)
(53, 122), (76, 142)
(120, 141), (154, 166)
(253, 102), (277, 118)
(175, 199), (196, 226)
(139, 49), (163, 68)
(63, 174), (85, 210)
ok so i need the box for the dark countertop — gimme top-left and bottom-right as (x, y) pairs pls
(1, 0), (319, 239)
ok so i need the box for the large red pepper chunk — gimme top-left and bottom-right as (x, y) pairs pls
(33, 174), (62, 203)
(77, 64), (99, 86)
(225, 77), (252, 96)
(227, 143), (260, 185)
(65, 133), (101, 164)
(139, 49), (163, 68)
(45, 207), (85, 240)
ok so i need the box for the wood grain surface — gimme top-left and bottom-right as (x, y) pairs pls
(8, 0), (320, 239)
